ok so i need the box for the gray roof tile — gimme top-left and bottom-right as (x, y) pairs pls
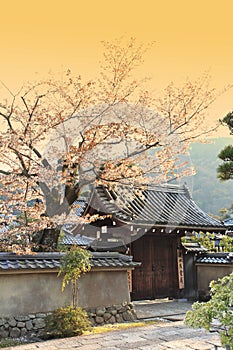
(182, 242), (207, 253)
(62, 233), (94, 246)
(94, 185), (225, 230)
(224, 218), (233, 226)
(0, 251), (140, 271)
(196, 253), (233, 264)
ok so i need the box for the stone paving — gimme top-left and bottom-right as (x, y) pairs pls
(133, 298), (193, 321)
(4, 321), (223, 350)
(3, 300), (224, 350)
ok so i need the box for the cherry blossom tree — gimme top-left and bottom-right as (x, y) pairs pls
(0, 38), (221, 253)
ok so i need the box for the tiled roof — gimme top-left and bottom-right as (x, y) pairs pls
(0, 253), (62, 270)
(224, 218), (233, 227)
(73, 200), (87, 216)
(182, 242), (207, 253)
(0, 252), (140, 271)
(196, 253), (233, 264)
(93, 185), (225, 231)
(62, 233), (94, 246)
(90, 239), (128, 253)
(91, 252), (140, 268)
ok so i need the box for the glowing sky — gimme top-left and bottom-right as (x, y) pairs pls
(1, 0), (232, 134)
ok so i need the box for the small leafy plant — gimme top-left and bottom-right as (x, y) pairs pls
(44, 306), (91, 338)
(58, 245), (91, 308)
(44, 246), (92, 338)
(185, 272), (233, 348)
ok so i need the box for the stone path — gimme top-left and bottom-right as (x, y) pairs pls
(134, 298), (193, 321)
(4, 321), (223, 350)
(3, 300), (224, 350)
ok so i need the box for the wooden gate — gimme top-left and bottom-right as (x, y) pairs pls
(131, 233), (179, 300)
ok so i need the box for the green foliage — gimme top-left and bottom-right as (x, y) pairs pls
(217, 161), (233, 181)
(0, 339), (25, 348)
(43, 247), (92, 339)
(219, 207), (231, 221)
(218, 202), (233, 221)
(220, 235), (233, 252)
(217, 112), (233, 182)
(218, 145), (233, 162)
(195, 232), (216, 252)
(182, 232), (216, 252)
(185, 272), (233, 348)
(182, 233), (233, 252)
(221, 111), (233, 135)
(58, 246), (91, 291)
(43, 306), (92, 339)
(58, 246), (91, 308)
(186, 138), (233, 216)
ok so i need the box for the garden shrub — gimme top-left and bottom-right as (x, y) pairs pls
(58, 246), (91, 308)
(0, 339), (24, 348)
(185, 272), (233, 348)
(43, 305), (92, 339)
(43, 247), (92, 339)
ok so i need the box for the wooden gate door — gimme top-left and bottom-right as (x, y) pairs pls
(131, 234), (179, 300)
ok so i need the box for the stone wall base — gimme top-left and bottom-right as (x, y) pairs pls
(0, 313), (49, 340)
(0, 302), (137, 340)
(86, 302), (137, 325)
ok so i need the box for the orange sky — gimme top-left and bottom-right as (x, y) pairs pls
(0, 0), (232, 135)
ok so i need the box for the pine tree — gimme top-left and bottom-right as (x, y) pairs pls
(217, 112), (233, 181)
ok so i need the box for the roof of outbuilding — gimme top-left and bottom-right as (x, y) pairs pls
(196, 253), (233, 264)
(61, 233), (94, 246)
(182, 242), (207, 253)
(0, 251), (140, 271)
(223, 218), (233, 227)
(92, 184), (225, 231)
(91, 252), (140, 268)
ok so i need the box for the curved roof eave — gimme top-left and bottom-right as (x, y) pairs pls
(90, 184), (226, 232)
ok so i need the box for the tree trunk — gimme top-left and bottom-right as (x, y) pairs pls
(72, 280), (78, 308)
(32, 228), (60, 252)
